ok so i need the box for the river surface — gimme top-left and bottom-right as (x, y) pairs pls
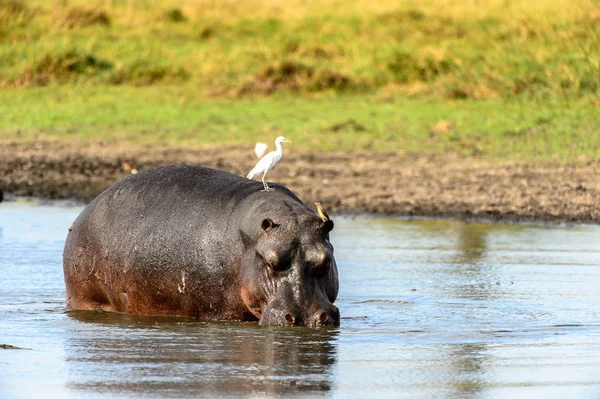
(1, 200), (600, 398)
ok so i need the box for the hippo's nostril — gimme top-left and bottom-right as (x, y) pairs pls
(285, 313), (295, 325)
(330, 306), (340, 326)
(318, 311), (329, 324)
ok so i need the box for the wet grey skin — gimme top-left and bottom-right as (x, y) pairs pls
(63, 165), (340, 327)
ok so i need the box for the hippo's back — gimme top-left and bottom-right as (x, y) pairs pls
(95, 165), (263, 217)
(66, 166), (261, 261)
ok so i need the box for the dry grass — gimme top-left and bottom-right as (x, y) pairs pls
(0, 0), (33, 27)
(10, 50), (189, 87)
(110, 62), (189, 86)
(0, 0), (598, 100)
(54, 5), (110, 29)
(14, 51), (112, 86)
(237, 60), (359, 95)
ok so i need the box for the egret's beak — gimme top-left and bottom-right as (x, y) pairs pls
(283, 138), (292, 143)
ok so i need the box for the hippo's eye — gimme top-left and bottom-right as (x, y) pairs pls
(313, 265), (330, 278)
(268, 258), (291, 272)
(312, 257), (330, 277)
(264, 251), (291, 272)
(270, 261), (290, 272)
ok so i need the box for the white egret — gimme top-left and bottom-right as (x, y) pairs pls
(246, 136), (292, 191)
(254, 142), (268, 159)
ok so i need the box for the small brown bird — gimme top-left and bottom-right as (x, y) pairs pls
(121, 160), (138, 174)
(314, 202), (330, 222)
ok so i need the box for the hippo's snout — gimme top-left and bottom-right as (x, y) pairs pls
(309, 305), (340, 327)
(259, 303), (340, 328)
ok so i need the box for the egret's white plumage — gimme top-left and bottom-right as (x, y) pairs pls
(247, 136), (291, 191)
(254, 142), (268, 159)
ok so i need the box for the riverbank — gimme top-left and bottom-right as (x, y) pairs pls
(1, 0), (599, 223)
(1, 140), (598, 224)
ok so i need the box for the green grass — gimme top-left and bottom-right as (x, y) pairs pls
(1, 86), (598, 160)
(0, 0), (599, 161)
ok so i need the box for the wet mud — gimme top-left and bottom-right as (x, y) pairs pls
(1, 140), (599, 223)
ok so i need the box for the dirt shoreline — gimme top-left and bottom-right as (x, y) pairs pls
(1, 140), (599, 224)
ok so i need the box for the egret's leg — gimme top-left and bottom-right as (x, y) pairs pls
(263, 173), (269, 191)
(262, 173), (270, 191)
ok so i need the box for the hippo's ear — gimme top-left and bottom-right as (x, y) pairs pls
(315, 202), (334, 233)
(261, 218), (275, 233)
(323, 219), (334, 233)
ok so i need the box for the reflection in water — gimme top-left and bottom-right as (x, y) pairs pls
(455, 223), (489, 265)
(65, 311), (338, 397)
(448, 224), (492, 396)
(444, 222), (520, 397)
(445, 223), (495, 395)
(445, 343), (488, 397)
(451, 222), (496, 300)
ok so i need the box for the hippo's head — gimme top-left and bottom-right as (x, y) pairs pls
(238, 199), (339, 327)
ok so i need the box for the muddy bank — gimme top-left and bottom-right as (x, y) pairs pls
(1, 140), (599, 224)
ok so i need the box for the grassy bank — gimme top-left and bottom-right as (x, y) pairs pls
(0, 0), (599, 161)
(1, 87), (598, 160)
(1, 0), (599, 100)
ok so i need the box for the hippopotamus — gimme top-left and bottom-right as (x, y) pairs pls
(63, 165), (340, 327)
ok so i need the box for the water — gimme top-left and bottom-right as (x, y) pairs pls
(1, 201), (600, 398)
